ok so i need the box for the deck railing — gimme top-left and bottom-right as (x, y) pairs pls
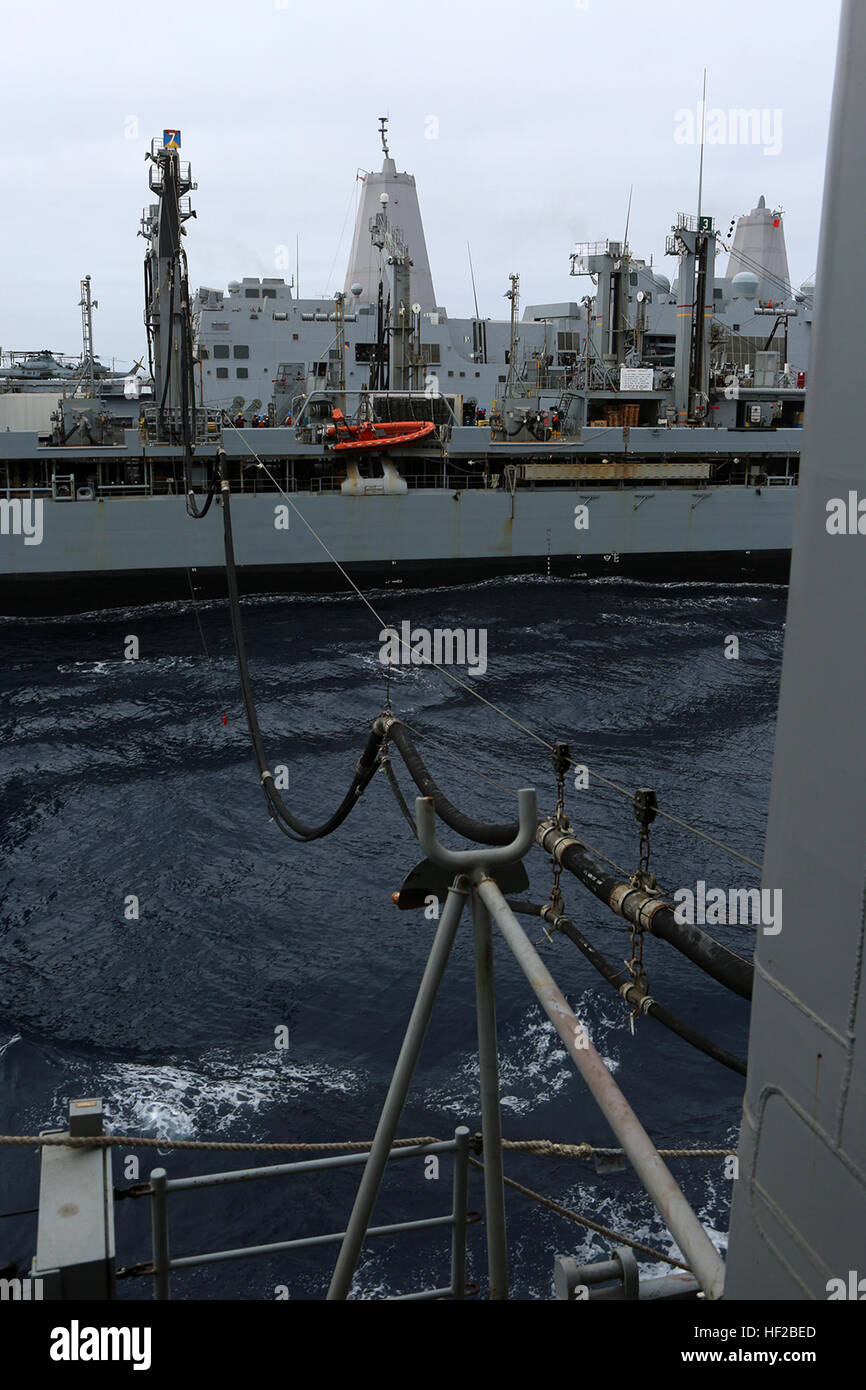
(149, 1129), (472, 1301)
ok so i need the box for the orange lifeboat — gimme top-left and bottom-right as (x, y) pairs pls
(325, 409), (435, 452)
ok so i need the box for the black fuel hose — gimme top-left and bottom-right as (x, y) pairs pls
(386, 718), (519, 845)
(218, 503), (758, 989)
(505, 900), (747, 1076)
(386, 721), (753, 998)
(157, 270), (175, 424)
(220, 461), (383, 840)
(180, 259), (217, 520)
(537, 827), (754, 1001)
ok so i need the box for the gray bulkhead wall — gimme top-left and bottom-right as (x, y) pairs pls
(725, 0), (866, 1299)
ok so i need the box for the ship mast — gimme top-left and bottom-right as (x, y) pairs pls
(665, 70), (714, 423)
(140, 132), (198, 442)
(369, 188), (414, 392)
(504, 273), (520, 396)
(78, 274), (97, 398)
(333, 290), (347, 405)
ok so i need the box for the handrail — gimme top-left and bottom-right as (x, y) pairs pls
(150, 1129), (471, 1300)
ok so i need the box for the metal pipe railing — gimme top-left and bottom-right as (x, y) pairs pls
(472, 892), (508, 1300)
(327, 878), (470, 1299)
(387, 1285), (458, 1301)
(150, 1168), (171, 1301)
(449, 1126), (471, 1300)
(165, 1139), (456, 1192)
(149, 1127), (471, 1301)
(475, 873), (726, 1301)
(170, 1213), (456, 1269)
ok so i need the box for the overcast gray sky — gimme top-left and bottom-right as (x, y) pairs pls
(0, 0), (841, 365)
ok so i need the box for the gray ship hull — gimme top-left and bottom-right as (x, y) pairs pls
(0, 485), (795, 613)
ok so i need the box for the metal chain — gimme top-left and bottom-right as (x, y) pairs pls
(624, 787), (662, 1031)
(541, 741), (572, 942)
(639, 824), (652, 880)
(624, 928), (649, 1036)
(632, 787), (659, 892)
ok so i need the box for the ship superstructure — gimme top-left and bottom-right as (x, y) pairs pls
(0, 124), (814, 614)
(191, 118), (812, 423)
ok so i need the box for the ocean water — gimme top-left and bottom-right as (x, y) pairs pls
(0, 576), (786, 1299)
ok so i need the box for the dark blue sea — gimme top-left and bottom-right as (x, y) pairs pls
(0, 576), (786, 1300)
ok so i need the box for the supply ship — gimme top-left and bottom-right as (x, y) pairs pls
(1, 0), (865, 1319)
(0, 118), (814, 615)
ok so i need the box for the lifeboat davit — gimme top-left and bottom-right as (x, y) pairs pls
(325, 409), (435, 452)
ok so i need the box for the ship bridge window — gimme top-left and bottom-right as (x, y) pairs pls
(713, 288), (723, 300)
(629, 272), (638, 286)
(557, 331), (579, 351)
(199, 347), (210, 359)
(216, 367), (229, 379)
(262, 287), (277, 299)
(213, 344), (230, 359)
(233, 345), (250, 359)
(419, 344), (441, 365)
(244, 288), (260, 298)
(237, 367), (248, 379)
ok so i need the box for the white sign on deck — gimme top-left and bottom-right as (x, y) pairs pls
(619, 367), (654, 392)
